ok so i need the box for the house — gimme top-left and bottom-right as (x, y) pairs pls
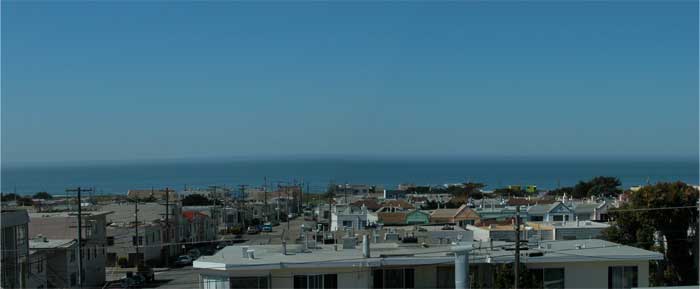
(28, 211), (112, 288)
(27, 249), (47, 289)
(527, 202), (575, 222)
(183, 205), (222, 236)
(572, 201), (612, 221)
(380, 199), (414, 211)
(377, 212), (407, 225)
(29, 237), (79, 288)
(350, 199), (382, 211)
(430, 205), (481, 226)
(102, 202), (182, 265)
(547, 220), (610, 240)
(405, 210), (430, 225)
(467, 223), (555, 242)
(194, 238), (662, 289)
(106, 223), (165, 267)
(330, 204), (378, 231)
(384, 190), (407, 200)
(2, 209), (30, 289)
(182, 211), (216, 244)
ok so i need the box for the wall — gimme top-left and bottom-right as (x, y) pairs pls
(528, 260), (649, 289)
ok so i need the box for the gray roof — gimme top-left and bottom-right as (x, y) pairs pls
(527, 202), (570, 216)
(101, 202), (165, 225)
(194, 239), (662, 271)
(29, 239), (76, 249)
(573, 203), (599, 214)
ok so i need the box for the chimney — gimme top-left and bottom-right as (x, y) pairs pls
(241, 246), (249, 258)
(282, 240), (287, 255)
(362, 234), (370, 258)
(247, 249), (255, 259)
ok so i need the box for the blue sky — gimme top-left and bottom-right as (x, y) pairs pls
(2, 1), (698, 163)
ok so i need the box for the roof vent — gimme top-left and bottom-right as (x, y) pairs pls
(241, 246), (249, 258)
(247, 249), (255, 260)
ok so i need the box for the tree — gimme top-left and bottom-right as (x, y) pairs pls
(33, 192), (53, 199)
(181, 194), (214, 206)
(548, 186), (573, 197)
(602, 182), (698, 286)
(572, 176), (622, 198)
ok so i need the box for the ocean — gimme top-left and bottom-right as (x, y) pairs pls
(1, 157), (698, 195)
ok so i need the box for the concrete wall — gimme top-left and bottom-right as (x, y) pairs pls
(528, 260), (649, 289)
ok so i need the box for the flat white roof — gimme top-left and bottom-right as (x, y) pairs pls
(194, 239), (662, 272)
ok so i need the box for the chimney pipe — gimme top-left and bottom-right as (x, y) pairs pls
(282, 240), (287, 255)
(362, 234), (370, 258)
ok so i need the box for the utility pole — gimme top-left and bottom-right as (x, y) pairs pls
(285, 185), (290, 239)
(163, 187), (172, 266)
(134, 197), (141, 268)
(514, 205), (521, 289)
(239, 184), (247, 229)
(264, 177), (268, 222)
(66, 187), (93, 288)
(344, 182), (348, 204)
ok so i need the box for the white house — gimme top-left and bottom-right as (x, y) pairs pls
(194, 238), (662, 289)
(527, 202), (575, 222)
(330, 204), (378, 231)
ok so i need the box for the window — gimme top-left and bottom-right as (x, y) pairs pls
(294, 274), (337, 289)
(373, 268), (414, 289)
(87, 248), (91, 260)
(202, 275), (228, 289)
(525, 268), (564, 289)
(37, 259), (43, 273)
(70, 249), (76, 263)
(70, 273), (77, 286)
(543, 268), (564, 289)
(230, 276), (269, 289)
(608, 266), (637, 289)
(342, 221), (353, 228)
(436, 267), (454, 289)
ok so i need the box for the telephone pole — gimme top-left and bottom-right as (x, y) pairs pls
(66, 187), (93, 288)
(134, 197), (141, 268)
(514, 205), (521, 289)
(162, 187), (172, 266)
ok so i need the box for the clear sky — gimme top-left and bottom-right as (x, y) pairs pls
(2, 1), (698, 164)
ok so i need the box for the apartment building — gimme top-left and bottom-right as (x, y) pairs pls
(194, 238), (661, 289)
(2, 209), (30, 289)
(29, 237), (79, 288)
(28, 211), (112, 287)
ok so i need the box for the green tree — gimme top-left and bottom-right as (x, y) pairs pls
(603, 182), (698, 286)
(572, 176), (622, 198)
(33, 192), (53, 199)
(181, 194), (214, 206)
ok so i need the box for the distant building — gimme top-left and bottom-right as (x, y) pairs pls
(330, 204), (378, 231)
(126, 189), (177, 201)
(2, 209), (30, 289)
(527, 202), (575, 222)
(430, 204), (481, 226)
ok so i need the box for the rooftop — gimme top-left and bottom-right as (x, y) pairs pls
(29, 238), (76, 249)
(195, 239), (662, 271)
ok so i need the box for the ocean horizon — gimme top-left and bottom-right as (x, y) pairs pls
(2, 156), (698, 196)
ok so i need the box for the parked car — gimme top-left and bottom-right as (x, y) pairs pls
(120, 273), (145, 288)
(175, 255), (193, 267)
(247, 226), (259, 234)
(262, 222), (272, 232)
(187, 248), (201, 259)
